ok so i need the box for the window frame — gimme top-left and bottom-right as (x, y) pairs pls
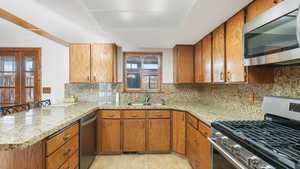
(123, 52), (162, 93)
(0, 48), (41, 105)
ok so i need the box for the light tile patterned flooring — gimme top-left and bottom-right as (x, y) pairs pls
(90, 154), (192, 169)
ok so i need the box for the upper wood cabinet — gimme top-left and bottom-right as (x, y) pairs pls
(69, 43), (117, 83)
(246, 0), (284, 22)
(212, 24), (226, 83)
(173, 45), (194, 83)
(226, 11), (274, 84)
(69, 44), (91, 83)
(194, 41), (202, 83)
(201, 34), (212, 83)
(226, 11), (246, 83)
(91, 44), (117, 83)
(172, 111), (186, 155)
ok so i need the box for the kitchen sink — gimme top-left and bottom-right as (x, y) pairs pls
(128, 103), (165, 106)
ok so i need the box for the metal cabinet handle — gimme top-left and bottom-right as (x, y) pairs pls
(94, 76), (96, 82)
(87, 76), (90, 81)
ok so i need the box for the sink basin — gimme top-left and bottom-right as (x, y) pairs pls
(128, 103), (165, 106)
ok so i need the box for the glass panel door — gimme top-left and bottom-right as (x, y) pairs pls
(24, 55), (35, 103)
(245, 9), (299, 58)
(0, 53), (17, 105)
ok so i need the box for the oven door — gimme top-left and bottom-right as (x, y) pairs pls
(209, 138), (248, 169)
(243, 0), (300, 66)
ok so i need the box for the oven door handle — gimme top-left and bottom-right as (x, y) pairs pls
(208, 138), (248, 169)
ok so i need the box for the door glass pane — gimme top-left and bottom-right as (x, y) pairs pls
(25, 56), (34, 71)
(127, 73), (141, 89)
(25, 72), (34, 86)
(26, 88), (34, 103)
(143, 56), (160, 72)
(0, 88), (15, 103)
(0, 56), (16, 87)
(245, 9), (299, 58)
(126, 56), (141, 73)
(143, 75), (160, 90)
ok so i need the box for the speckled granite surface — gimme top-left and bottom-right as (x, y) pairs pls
(0, 102), (264, 151)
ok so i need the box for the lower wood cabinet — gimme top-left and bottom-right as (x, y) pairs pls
(148, 119), (171, 152)
(187, 121), (212, 169)
(172, 111), (186, 155)
(123, 119), (146, 152)
(100, 119), (121, 154)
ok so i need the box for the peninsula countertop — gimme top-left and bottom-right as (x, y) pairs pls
(0, 102), (264, 151)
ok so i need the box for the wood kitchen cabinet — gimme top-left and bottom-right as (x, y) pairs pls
(226, 10), (274, 84)
(212, 24), (226, 83)
(69, 43), (117, 83)
(69, 44), (91, 83)
(172, 111), (186, 155)
(201, 34), (212, 83)
(187, 115), (212, 169)
(91, 43), (117, 83)
(99, 119), (121, 154)
(173, 45), (194, 83)
(194, 41), (203, 83)
(148, 119), (171, 152)
(123, 119), (146, 152)
(246, 0), (284, 22)
(187, 123), (202, 169)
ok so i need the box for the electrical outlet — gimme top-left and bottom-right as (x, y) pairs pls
(247, 92), (254, 105)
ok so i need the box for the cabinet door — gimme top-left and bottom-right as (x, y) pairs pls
(212, 24), (225, 83)
(226, 11), (245, 83)
(123, 119), (146, 152)
(246, 0), (283, 22)
(172, 111), (186, 155)
(174, 45), (194, 83)
(187, 124), (201, 169)
(148, 119), (171, 152)
(91, 44), (117, 83)
(69, 44), (91, 83)
(202, 34), (212, 83)
(100, 119), (121, 153)
(199, 133), (212, 169)
(194, 41), (203, 83)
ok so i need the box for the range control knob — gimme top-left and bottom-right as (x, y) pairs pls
(259, 165), (275, 169)
(215, 132), (222, 138)
(231, 144), (242, 154)
(248, 156), (260, 168)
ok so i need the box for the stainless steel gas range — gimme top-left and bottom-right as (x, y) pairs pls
(210, 96), (300, 169)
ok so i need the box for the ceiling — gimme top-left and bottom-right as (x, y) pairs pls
(4, 0), (253, 49)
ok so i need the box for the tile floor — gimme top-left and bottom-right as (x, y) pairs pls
(90, 154), (192, 169)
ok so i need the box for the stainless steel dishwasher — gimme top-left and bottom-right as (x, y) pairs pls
(80, 112), (96, 169)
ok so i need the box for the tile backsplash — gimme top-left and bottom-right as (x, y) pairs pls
(65, 65), (300, 115)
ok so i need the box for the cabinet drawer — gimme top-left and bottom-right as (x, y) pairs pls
(198, 121), (211, 137)
(186, 114), (198, 129)
(101, 110), (121, 119)
(46, 123), (79, 156)
(46, 135), (79, 169)
(148, 110), (170, 118)
(122, 110), (146, 118)
(59, 151), (78, 169)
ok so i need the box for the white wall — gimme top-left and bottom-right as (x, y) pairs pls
(0, 19), (69, 104)
(117, 47), (173, 83)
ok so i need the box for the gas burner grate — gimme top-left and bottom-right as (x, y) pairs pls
(215, 120), (300, 165)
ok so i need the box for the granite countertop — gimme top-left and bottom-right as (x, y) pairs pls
(0, 102), (264, 151)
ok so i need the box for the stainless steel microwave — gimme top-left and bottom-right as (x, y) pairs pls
(244, 0), (300, 66)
